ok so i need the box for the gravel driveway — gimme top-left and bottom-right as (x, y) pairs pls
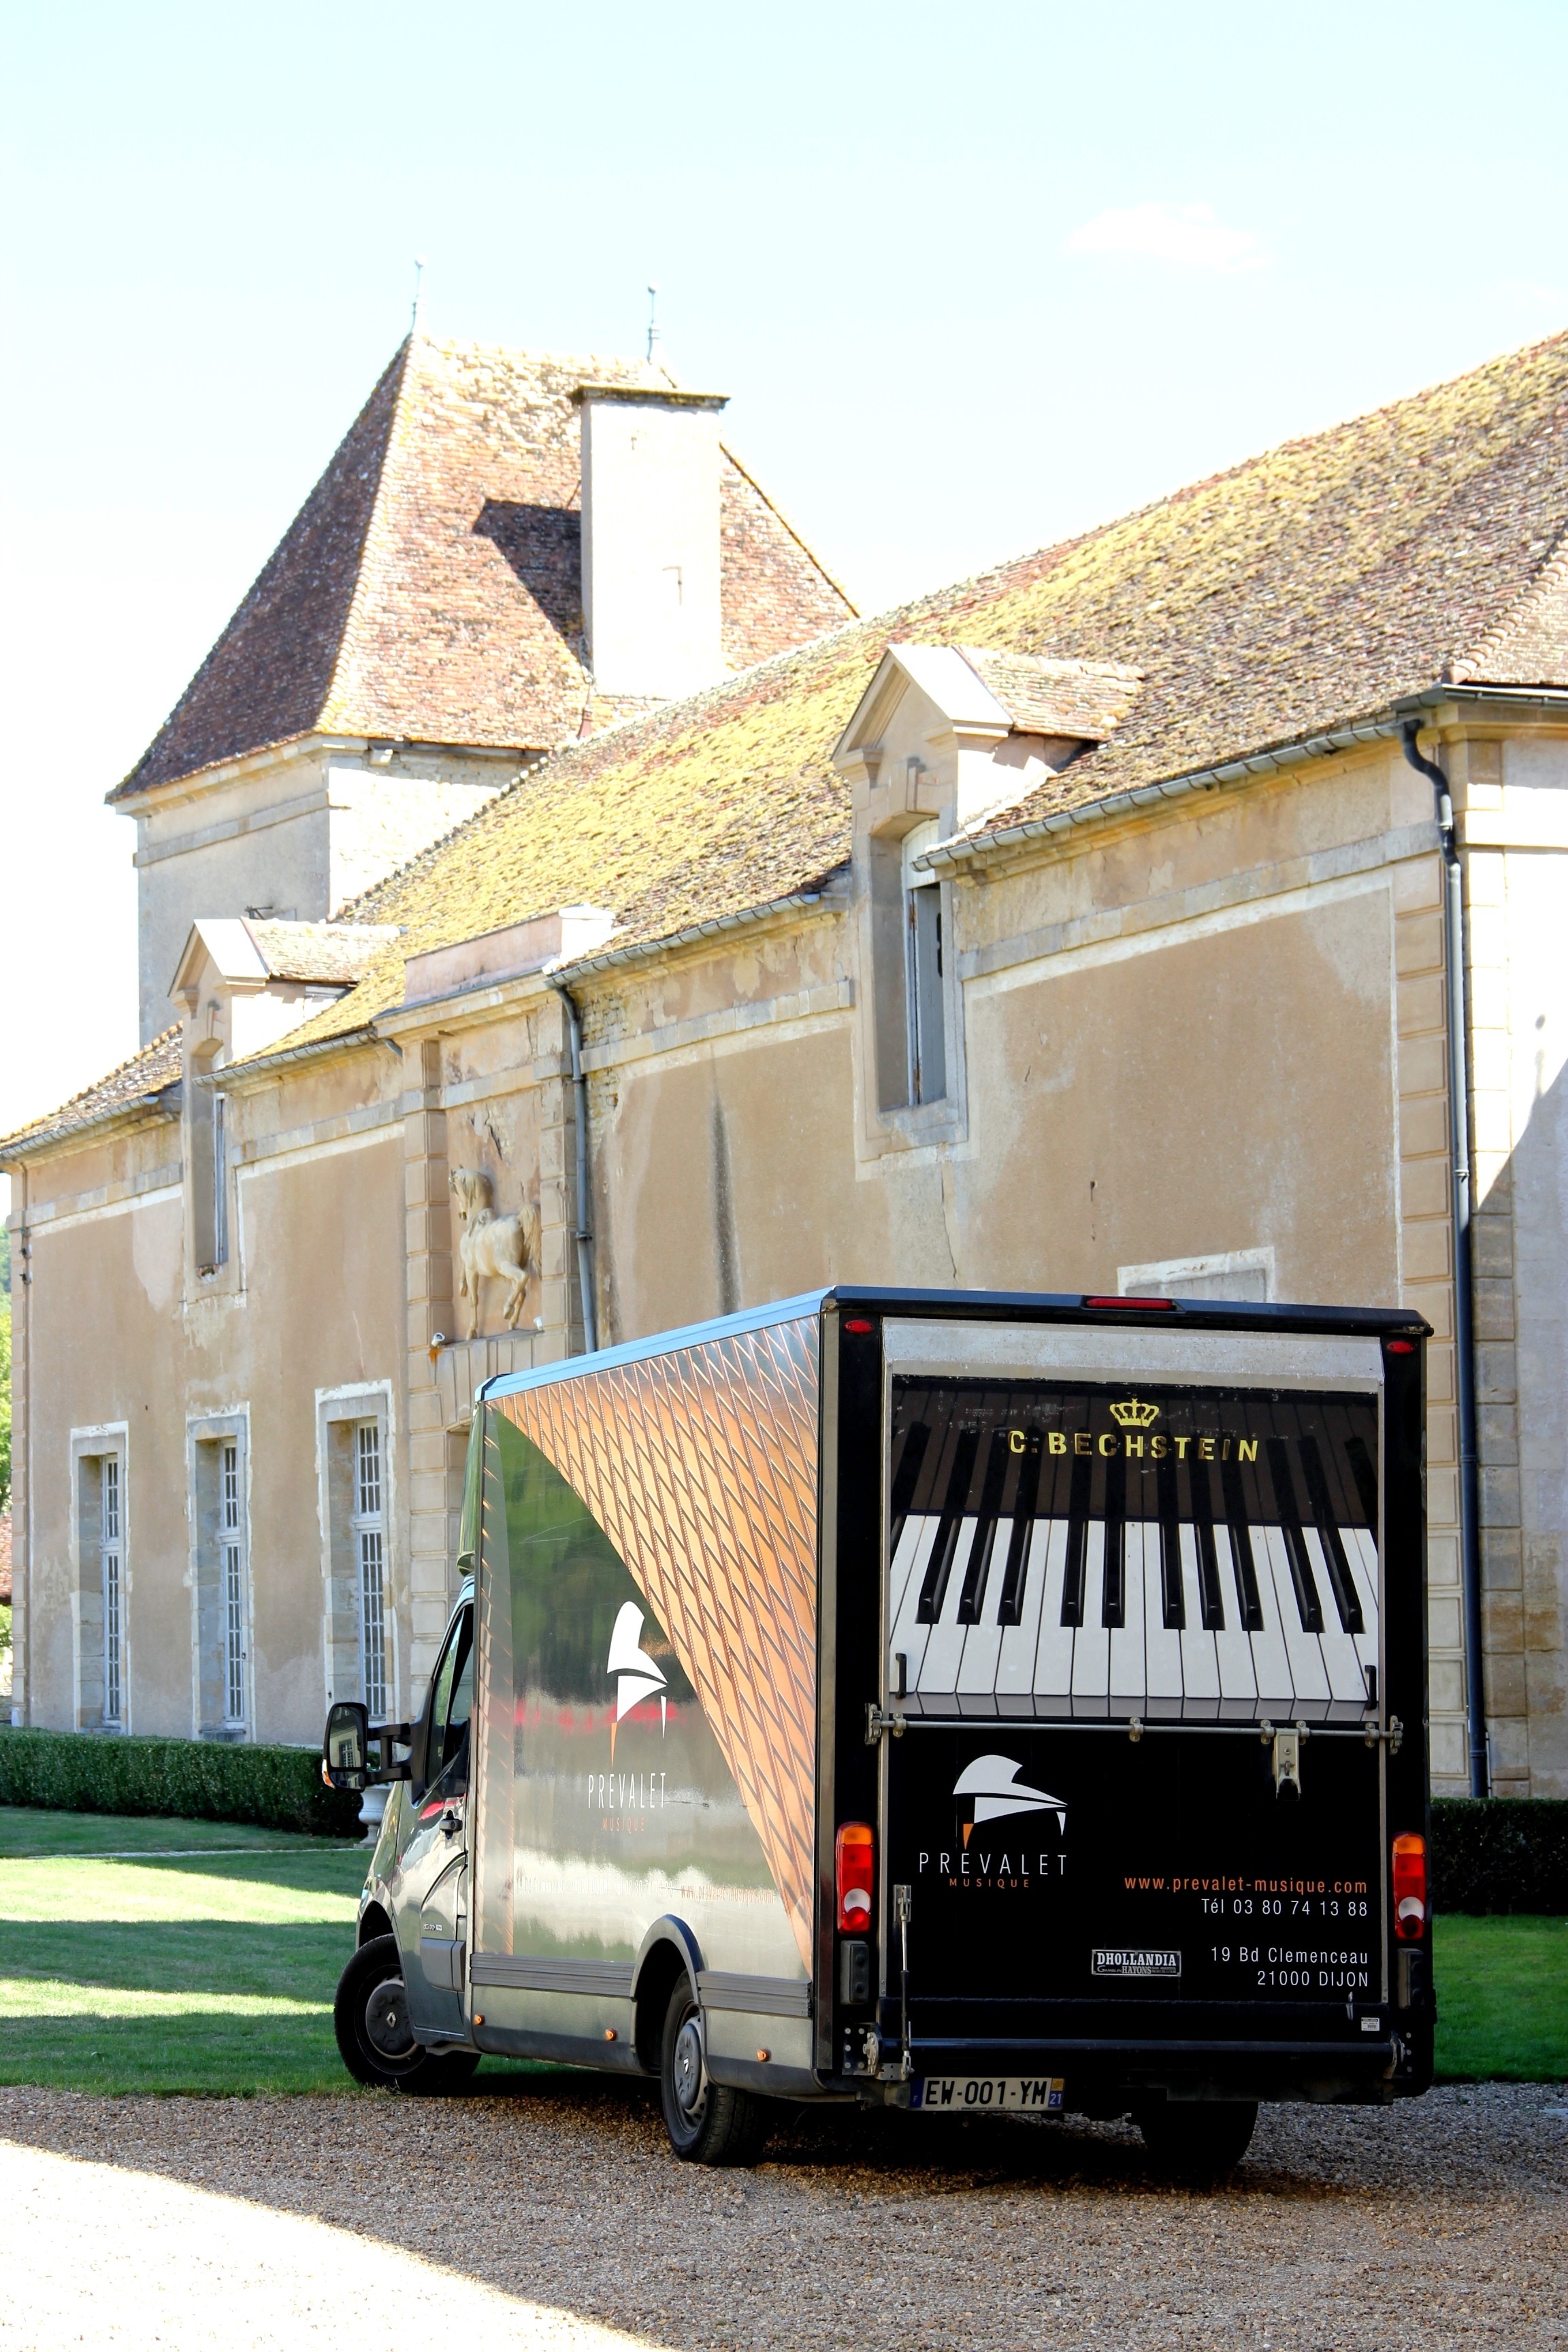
(0, 2079), (1563, 2350)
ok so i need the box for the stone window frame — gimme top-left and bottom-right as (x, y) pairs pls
(188, 1052), (231, 1278)
(316, 1381), (400, 1722)
(68, 1422), (131, 1734)
(186, 1407), (254, 1742)
(854, 813), (971, 1160)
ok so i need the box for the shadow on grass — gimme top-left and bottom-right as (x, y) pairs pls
(0, 1920), (357, 2093)
(0, 1918), (350, 1998)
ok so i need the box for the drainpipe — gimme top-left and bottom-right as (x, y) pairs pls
(1401, 723), (1488, 1798)
(14, 1167), (29, 1729)
(549, 982), (598, 1356)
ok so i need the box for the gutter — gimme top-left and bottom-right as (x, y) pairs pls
(0, 1085), (182, 1170)
(1401, 723), (1489, 1800)
(546, 875), (851, 987)
(917, 718), (1405, 874)
(549, 983), (598, 1355)
(919, 684), (1568, 880)
(216, 1024), (378, 1091)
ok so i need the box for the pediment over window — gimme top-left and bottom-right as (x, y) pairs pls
(169, 917), (403, 1066)
(834, 642), (1141, 834)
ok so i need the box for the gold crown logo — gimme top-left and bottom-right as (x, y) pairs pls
(1109, 1396), (1160, 1428)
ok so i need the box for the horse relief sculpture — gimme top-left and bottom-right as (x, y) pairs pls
(451, 1167), (540, 1338)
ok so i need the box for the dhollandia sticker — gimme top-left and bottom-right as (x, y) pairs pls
(1093, 1948), (1181, 1978)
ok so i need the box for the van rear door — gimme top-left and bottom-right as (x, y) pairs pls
(870, 1317), (1394, 2095)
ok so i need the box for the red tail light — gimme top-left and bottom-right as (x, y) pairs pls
(1083, 1296), (1177, 1311)
(1392, 1832), (1428, 1940)
(836, 1822), (874, 1933)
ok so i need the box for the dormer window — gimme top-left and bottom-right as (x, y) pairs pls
(834, 640), (1141, 1143)
(169, 915), (403, 1289)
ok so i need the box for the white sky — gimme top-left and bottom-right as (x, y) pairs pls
(4, 0), (1567, 1201)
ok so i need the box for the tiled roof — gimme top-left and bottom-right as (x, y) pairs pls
(244, 919), (402, 985)
(113, 338), (854, 800)
(0, 1030), (182, 1161)
(264, 329), (1568, 1057)
(956, 647), (1143, 740)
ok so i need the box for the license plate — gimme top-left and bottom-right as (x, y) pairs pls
(911, 2075), (1064, 2114)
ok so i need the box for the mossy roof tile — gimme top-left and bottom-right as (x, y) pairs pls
(272, 331), (1568, 1056)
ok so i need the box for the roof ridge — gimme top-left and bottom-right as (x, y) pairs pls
(0, 1026), (182, 1158)
(718, 436), (859, 615)
(112, 342), (413, 802)
(314, 336), (420, 734)
(61, 1024), (180, 1102)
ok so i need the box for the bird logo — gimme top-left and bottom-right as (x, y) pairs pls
(953, 1754), (1067, 1848)
(606, 1602), (668, 1761)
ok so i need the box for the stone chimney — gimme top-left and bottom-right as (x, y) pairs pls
(575, 383), (728, 700)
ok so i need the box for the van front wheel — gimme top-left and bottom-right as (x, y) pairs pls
(334, 1935), (478, 2095)
(658, 1980), (769, 2166)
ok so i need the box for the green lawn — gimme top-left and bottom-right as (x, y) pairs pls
(1433, 1912), (1568, 2082)
(0, 1808), (1556, 2094)
(0, 1806), (370, 2093)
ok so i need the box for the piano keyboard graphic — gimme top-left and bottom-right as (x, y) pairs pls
(887, 1492), (1379, 1724)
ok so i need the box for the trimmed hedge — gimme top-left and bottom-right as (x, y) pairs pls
(1433, 1797), (1568, 1915)
(0, 1728), (361, 1840)
(0, 1736), (1561, 1893)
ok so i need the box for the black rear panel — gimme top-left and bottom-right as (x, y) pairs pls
(816, 1289), (1432, 2106)
(887, 1724), (1382, 2017)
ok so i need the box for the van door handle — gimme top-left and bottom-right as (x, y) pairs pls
(440, 1809), (461, 1838)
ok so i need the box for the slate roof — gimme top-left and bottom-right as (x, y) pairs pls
(113, 338), (855, 801)
(0, 1029), (182, 1161)
(253, 327), (1568, 1058)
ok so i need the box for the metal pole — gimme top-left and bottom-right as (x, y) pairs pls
(549, 982), (598, 1356)
(1402, 724), (1488, 1797)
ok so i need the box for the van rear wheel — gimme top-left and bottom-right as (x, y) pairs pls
(658, 1980), (769, 2166)
(1135, 2098), (1258, 2178)
(334, 1934), (478, 2095)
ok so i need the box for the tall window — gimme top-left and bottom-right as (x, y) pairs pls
(871, 820), (949, 1113)
(354, 1421), (388, 1719)
(904, 865), (946, 1105)
(212, 1095), (229, 1268)
(191, 1064), (229, 1273)
(220, 1440), (246, 1727)
(101, 1454), (124, 1727)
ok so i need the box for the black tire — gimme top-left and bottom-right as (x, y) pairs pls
(333, 1935), (479, 2095)
(658, 1979), (770, 2166)
(1136, 2098), (1258, 2178)
(398, 2048), (481, 2097)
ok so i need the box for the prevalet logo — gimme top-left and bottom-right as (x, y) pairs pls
(606, 1601), (668, 1762)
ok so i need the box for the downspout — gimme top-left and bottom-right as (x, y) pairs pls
(549, 982), (598, 1356)
(14, 1166), (29, 1728)
(1401, 724), (1488, 1798)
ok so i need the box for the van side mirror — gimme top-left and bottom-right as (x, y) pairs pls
(323, 1702), (369, 1791)
(322, 1704), (414, 1793)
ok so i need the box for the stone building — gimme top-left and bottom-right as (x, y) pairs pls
(8, 328), (1568, 1800)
